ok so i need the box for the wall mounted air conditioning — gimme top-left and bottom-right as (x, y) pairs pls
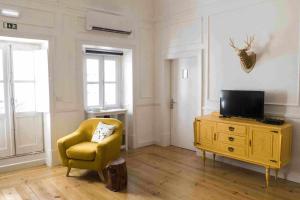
(86, 11), (132, 35)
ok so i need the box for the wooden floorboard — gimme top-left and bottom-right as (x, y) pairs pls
(0, 145), (299, 200)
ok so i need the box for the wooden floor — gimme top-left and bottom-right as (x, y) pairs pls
(0, 146), (300, 200)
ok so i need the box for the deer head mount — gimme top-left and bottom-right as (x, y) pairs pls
(229, 36), (256, 73)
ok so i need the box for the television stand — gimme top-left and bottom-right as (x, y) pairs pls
(194, 112), (292, 188)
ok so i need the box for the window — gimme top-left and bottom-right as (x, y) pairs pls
(13, 50), (36, 112)
(85, 54), (121, 109)
(0, 39), (49, 158)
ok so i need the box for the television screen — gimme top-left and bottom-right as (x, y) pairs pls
(220, 90), (264, 119)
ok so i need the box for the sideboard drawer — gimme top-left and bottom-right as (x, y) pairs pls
(218, 133), (246, 147)
(220, 144), (247, 157)
(217, 123), (246, 136)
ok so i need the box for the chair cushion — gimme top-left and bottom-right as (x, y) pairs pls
(66, 142), (98, 161)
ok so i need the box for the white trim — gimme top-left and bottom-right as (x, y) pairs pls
(136, 140), (155, 148)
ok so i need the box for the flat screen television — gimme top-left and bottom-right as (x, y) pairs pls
(220, 90), (265, 120)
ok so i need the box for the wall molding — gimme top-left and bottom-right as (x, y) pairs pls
(204, 0), (300, 107)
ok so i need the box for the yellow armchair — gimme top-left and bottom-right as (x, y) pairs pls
(57, 118), (123, 180)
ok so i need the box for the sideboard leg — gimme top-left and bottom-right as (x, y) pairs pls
(275, 169), (279, 181)
(265, 167), (270, 188)
(213, 153), (216, 162)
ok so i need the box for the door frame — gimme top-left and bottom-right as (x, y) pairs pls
(0, 44), (15, 158)
(164, 49), (204, 147)
(0, 31), (53, 169)
(0, 35), (51, 163)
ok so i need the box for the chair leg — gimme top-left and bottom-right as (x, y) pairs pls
(98, 170), (105, 182)
(102, 168), (108, 182)
(66, 167), (71, 177)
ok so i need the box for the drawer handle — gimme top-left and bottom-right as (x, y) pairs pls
(271, 130), (278, 133)
(228, 127), (235, 131)
(228, 137), (234, 141)
(228, 147), (234, 152)
(270, 160), (277, 163)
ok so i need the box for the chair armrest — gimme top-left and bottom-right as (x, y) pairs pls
(57, 130), (85, 166)
(96, 133), (122, 168)
(58, 131), (85, 149)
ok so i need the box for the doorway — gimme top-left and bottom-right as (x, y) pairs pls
(170, 56), (201, 150)
(0, 37), (49, 158)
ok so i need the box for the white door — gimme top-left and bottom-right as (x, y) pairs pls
(11, 44), (45, 155)
(0, 42), (47, 158)
(171, 56), (201, 150)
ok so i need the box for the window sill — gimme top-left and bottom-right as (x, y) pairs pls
(85, 108), (127, 116)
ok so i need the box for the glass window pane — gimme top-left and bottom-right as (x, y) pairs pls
(13, 50), (35, 81)
(87, 84), (99, 106)
(0, 50), (3, 81)
(0, 83), (5, 114)
(86, 59), (99, 82)
(104, 83), (116, 105)
(104, 59), (116, 82)
(14, 83), (35, 112)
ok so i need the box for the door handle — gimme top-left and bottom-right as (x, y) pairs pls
(170, 98), (177, 109)
(228, 127), (235, 131)
(249, 140), (252, 147)
(228, 147), (234, 152)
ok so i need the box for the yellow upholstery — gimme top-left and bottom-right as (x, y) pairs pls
(57, 118), (123, 172)
(66, 142), (98, 161)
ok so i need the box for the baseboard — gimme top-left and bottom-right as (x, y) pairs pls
(0, 156), (45, 173)
(137, 140), (155, 148)
(44, 148), (61, 166)
(196, 150), (300, 183)
(155, 132), (170, 147)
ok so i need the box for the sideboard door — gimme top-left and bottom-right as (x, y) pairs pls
(249, 127), (278, 164)
(199, 122), (215, 148)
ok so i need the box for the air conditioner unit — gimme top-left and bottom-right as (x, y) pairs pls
(86, 11), (132, 35)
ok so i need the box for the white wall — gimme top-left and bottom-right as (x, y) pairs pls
(154, 0), (300, 183)
(0, 0), (156, 165)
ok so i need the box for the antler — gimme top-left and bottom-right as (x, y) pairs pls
(229, 38), (239, 51)
(244, 35), (255, 51)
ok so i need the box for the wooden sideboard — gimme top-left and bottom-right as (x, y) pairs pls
(193, 113), (292, 187)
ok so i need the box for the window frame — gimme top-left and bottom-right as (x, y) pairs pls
(84, 53), (122, 110)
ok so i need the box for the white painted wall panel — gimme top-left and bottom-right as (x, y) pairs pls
(135, 105), (154, 147)
(139, 26), (154, 99)
(0, 0), (156, 167)
(154, 0), (300, 183)
(208, 0), (300, 105)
